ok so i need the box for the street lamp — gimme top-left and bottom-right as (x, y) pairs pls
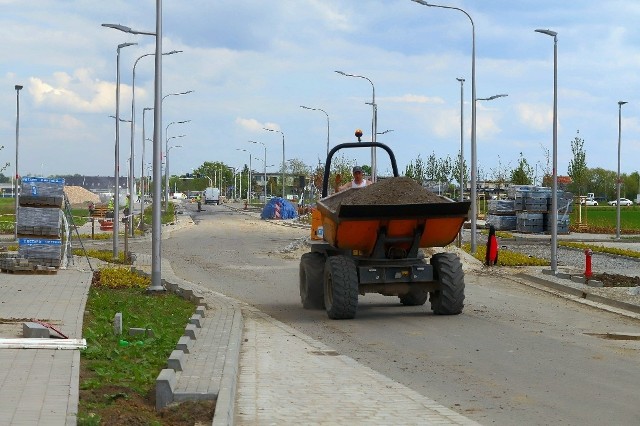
(164, 120), (190, 209)
(103, 16), (163, 291)
(249, 140), (267, 203)
(129, 50), (182, 236)
(165, 134), (185, 206)
(456, 77), (465, 247)
(616, 100), (628, 240)
(237, 149), (252, 202)
(300, 105), (330, 157)
(140, 107), (153, 229)
(166, 143), (182, 200)
(411, 0), (477, 253)
(335, 70), (377, 182)
(377, 129), (394, 135)
(14, 84), (23, 242)
(535, 28), (558, 273)
(109, 41), (137, 259)
(263, 128), (285, 199)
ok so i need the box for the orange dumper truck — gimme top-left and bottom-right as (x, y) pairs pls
(300, 141), (471, 319)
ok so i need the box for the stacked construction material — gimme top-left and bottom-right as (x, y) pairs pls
(16, 177), (65, 269)
(510, 186), (572, 234)
(485, 199), (517, 231)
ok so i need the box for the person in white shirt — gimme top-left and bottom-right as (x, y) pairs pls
(338, 165), (372, 192)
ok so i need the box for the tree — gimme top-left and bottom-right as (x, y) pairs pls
(404, 154), (426, 184)
(567, 131), (588, 195)
(452, 150), (469, 195)
(489, 155), (511, 191)
(510, 152), (534, 185)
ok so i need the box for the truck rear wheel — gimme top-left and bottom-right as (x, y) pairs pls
(324, 255), (358, 319)
(299, 252), (325, 309)
(430, 253), (465, 315)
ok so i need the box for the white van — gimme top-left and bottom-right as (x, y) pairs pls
(204, 187), (220, 205)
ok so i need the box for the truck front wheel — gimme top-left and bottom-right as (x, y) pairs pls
(430, 253), (465, 315)
(324, 255), (358, 319)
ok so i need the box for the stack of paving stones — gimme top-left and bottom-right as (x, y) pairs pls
(487, 185), (573, 234)
(1, 177), (65, 273)
(485, 199), (517, 231)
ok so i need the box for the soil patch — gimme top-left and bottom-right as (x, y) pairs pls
(321, 177), (447, 212)
(593, 272), (640, 287)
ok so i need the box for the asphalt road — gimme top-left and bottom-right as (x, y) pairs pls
(161, 202), (640, 425)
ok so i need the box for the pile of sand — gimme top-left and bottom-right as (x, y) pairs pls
(64, 186), (100, 206)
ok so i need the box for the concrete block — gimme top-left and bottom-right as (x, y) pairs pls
(167, 350), (184, 371)
(195, 305), (206, 317)
(165, 281), (178, 292)
(176, 336), (192, 354)
(182, 289), (194, 300)
(189, 314), (202, 328)
(156, 369), (176, 411)
(570, 275), (586, 284)
(191, 294), (204, 304)
(22, 322), (50, 338)
(114, 312), (122, 335)
(184, 324), (197, 340)
(129, 327), (155, 338)
(586, 279), (603, 287)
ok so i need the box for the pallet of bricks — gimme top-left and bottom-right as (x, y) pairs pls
(1, 177), (64, 274)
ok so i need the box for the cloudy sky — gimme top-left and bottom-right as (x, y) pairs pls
(2, 0), (640, 183)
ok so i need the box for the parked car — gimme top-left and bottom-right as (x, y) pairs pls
(608, 198), (633, 206)
(583, 199), (598, 206)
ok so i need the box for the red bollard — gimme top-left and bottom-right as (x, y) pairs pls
(584, 248), (593, 279)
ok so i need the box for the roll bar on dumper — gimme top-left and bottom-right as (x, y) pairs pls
(299, 141), (471, 320)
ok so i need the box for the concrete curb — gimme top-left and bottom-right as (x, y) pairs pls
(516, 272), (640, 316)
(131, 254), (244, 423)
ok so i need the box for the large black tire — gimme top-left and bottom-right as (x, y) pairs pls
(299, 252), (325, 309)
(324, 255), (359, 319)
(430, 253), (465, 315)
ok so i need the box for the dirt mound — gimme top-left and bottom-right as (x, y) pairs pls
(322, 177), (447, 212)
(64, 186), (100, 206)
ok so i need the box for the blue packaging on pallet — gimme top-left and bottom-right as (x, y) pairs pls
(21, 177), (65, 197)
(18, 238), (62, 260)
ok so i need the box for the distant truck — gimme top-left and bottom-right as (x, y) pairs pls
(203, 187), (220, 205)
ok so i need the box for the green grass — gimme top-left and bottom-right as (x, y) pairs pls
(570, 205), (640, 232)
(462, 243), (549, 266)
(559, 241), (640, 259)
(78, 268), (195, 421)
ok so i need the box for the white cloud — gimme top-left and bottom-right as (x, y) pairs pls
(384, 94), (445, 104)
(235, 117), (282, 133)
(29, 68), (117, 114)
(516, 103), (552, 132)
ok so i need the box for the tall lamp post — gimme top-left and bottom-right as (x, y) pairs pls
(456, 77), (465, 247)
(166, 143), (182, 200)
(164, 120), (190, 209)
(249, 140), (267, 203)
(140, 107), (153, 229)
(237, 149), (252, 201)
(263, 128), (285, 199)
(111, 41), (136, 259)
(300, 105), (330, 157)
(535, 28), (558, 273)
(103, 18), (162, 291)
(335, 70), (377, 182)
(411, 0), (477, 253)
(129, 50), (181, 236)
(14, 84), (23, 242)
(616, 100), (628, 240)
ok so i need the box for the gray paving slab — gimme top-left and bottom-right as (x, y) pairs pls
(0, 267), (91, 425)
